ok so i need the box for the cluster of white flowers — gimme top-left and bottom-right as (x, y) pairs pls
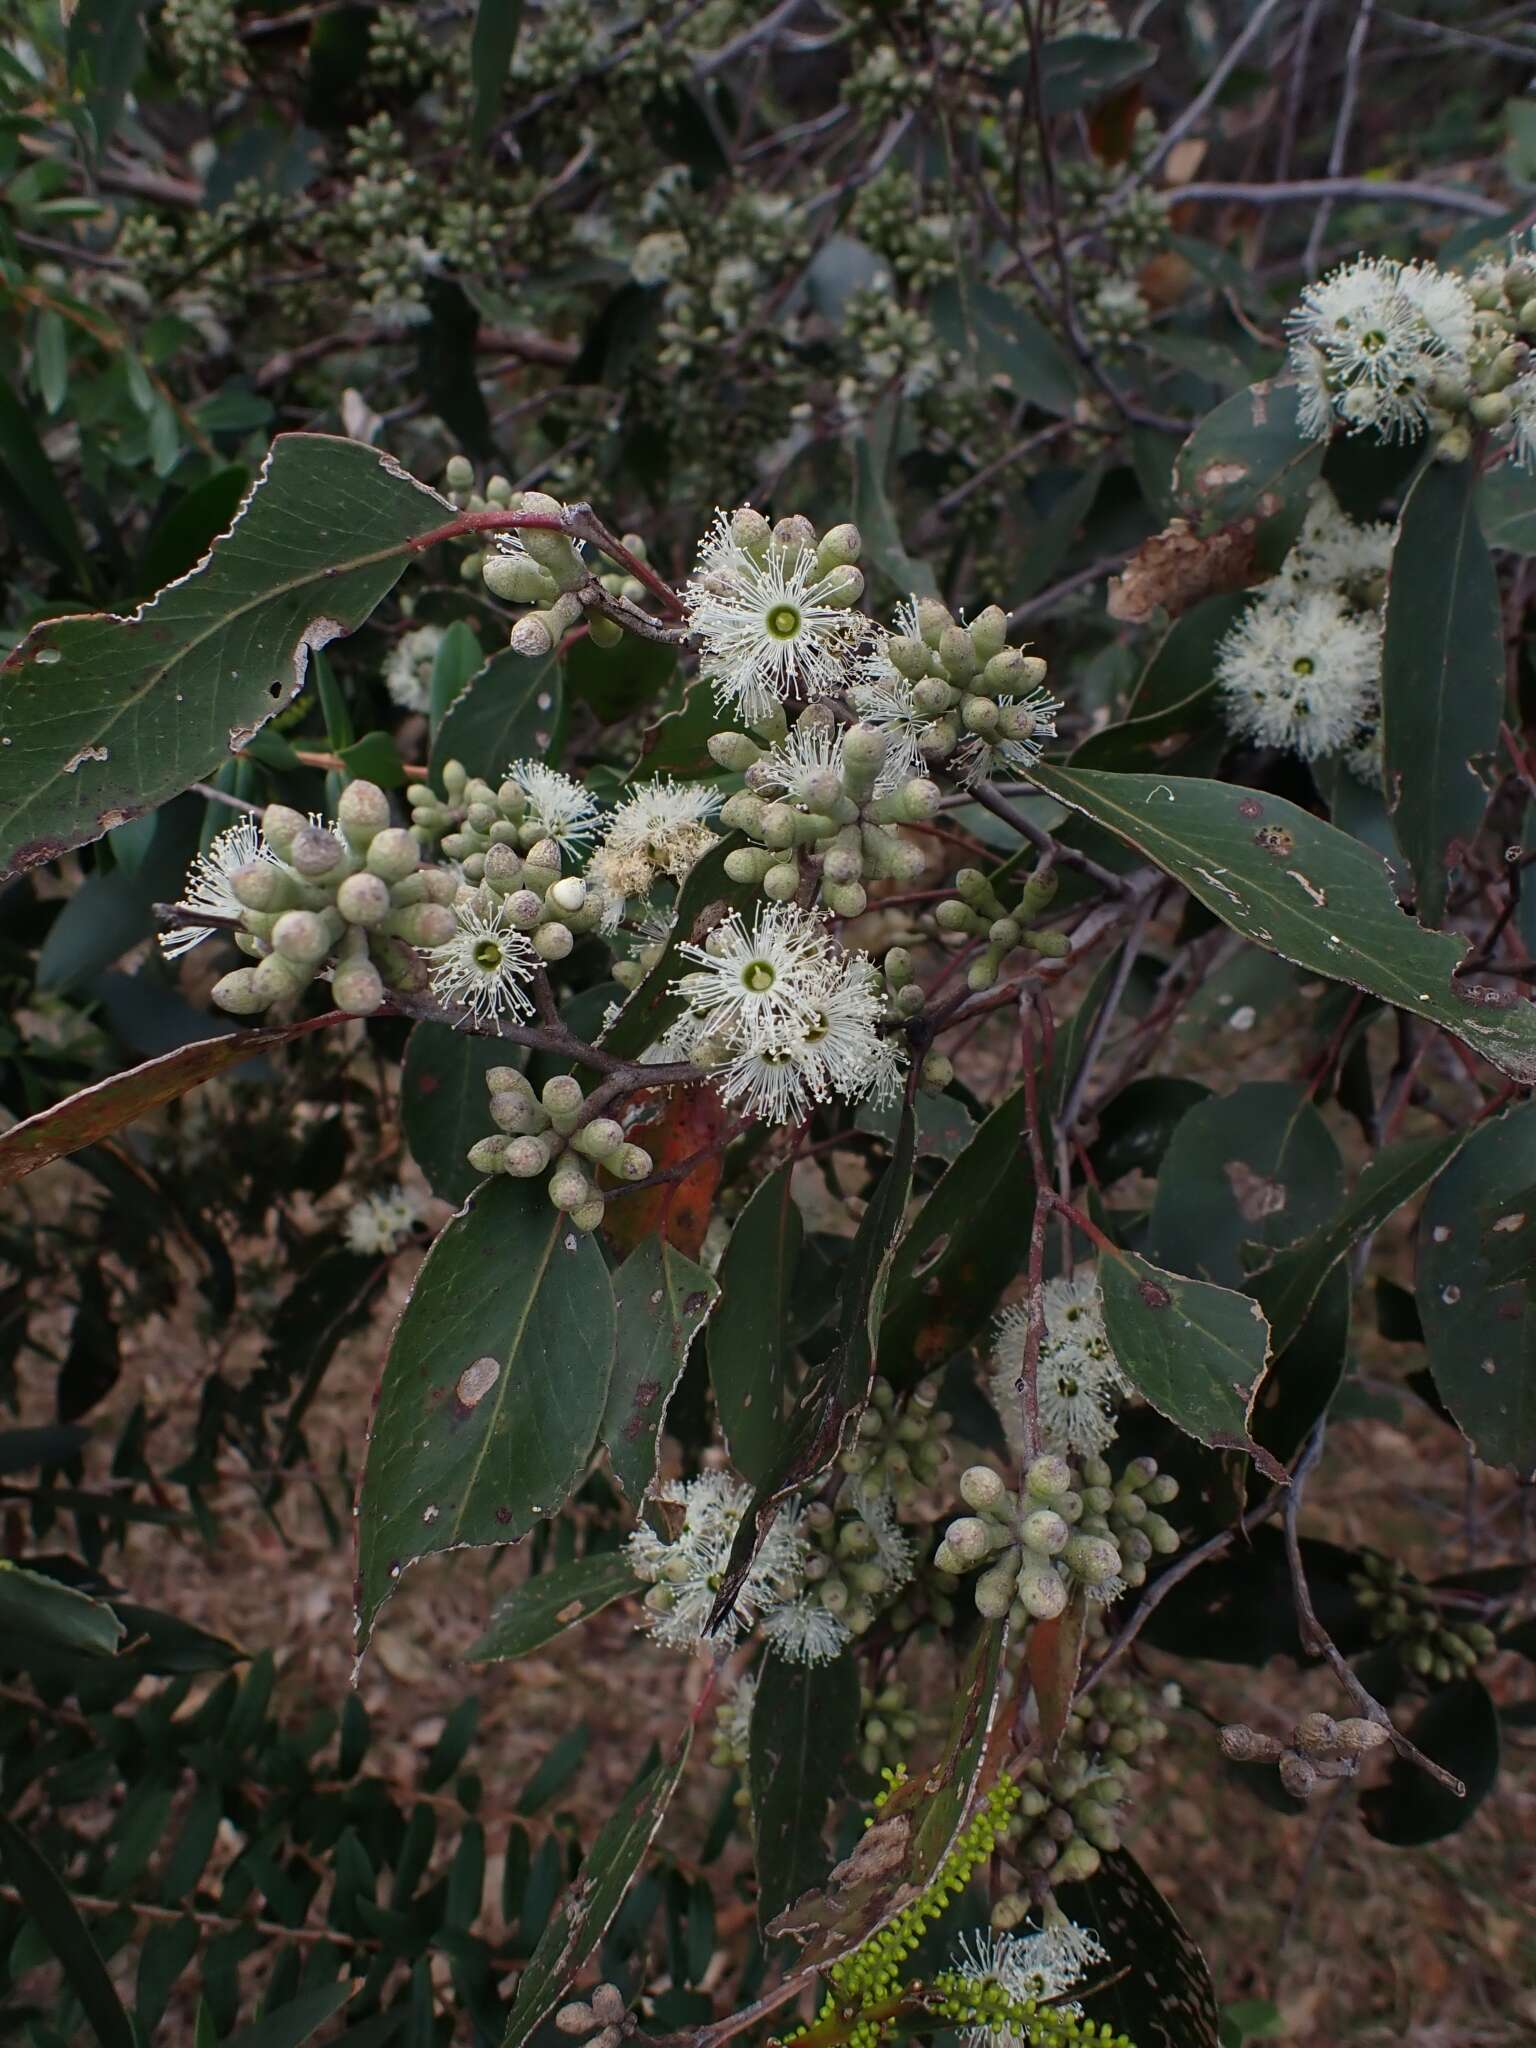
(950, 1921), (1108, 2040)
(159, 817), (282, 960)
(990, 1270), (1129, 1460)
(1215, 485), (1393, 780)
(504, 759), (602, 854)
(343, 1184), (424, 1255)
(685, 510), (866, 722)
(383, 623), (445, 714)
(671, 901), (905, 1124)
(585, 777), (721, 928)
(626, 1473), (807, 1654)
(1286, 244), (1536, 465)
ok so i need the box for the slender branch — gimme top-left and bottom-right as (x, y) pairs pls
(1054, 883), (1163, 1139)
(1114, 0), (1289, 203)
(408, 503), (685, 618)
(1283, 1422), (1466, 1798)
(966, 780), (1129, 896)
(1303, 0), (1377, 276)
(381, 986), (705, 1091)
(191, 782), (263, 816)
(1168, 175), (1504, 220)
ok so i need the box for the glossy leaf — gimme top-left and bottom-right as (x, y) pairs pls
(713, 1109), (915, 1624)
(356, 1176), (616, 1643)
(709, 1166), (802, 1488)
(1100, 1250), (1282, 1481)
(503, 1736), (691, 2048)
(400, 1020), (516, 1205)
(1027, 765), (1536, 1084)
(1054, 1849), (1219, 2048)
(1417, 1103), (1536, 1477)
(0, 1011), (344, 1188)
(749, 1651), (861, 1927)
(429, 647), (563, 786)
(224, 1984), (355, 2048)
(0, 1815), (134, 2048)
(1172, 379), (1324, 533)
(1380, 457), (1503, 926)
(605, 1237), (717, 1501)
(1361, 1678), (1500, 1845)
(0, 434), (452, 876)
(466, 1552), (642, 1664)
(0, 1561), (124, 1659)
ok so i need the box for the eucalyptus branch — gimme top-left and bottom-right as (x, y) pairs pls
(381, 986), (703, 1092)
(964, 780), (1130, 896)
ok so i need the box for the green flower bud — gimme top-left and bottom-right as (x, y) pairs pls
(762, 861), (800, 901)
(336, 780), (391, 847)
(490, 1090), (538, 1135)
(290, 825), (346, 879)
(230, 861), (293, 914)
(503, 1134), (553, 1177)
(939, 624), (978, 680)
(887, 634), (932, 681)
(365, 828), (420, 883)
(548, 1162), (593, 1210)
(332, 959), (386, 1014)
(1020, 1508), (1069, 1556)
(271, 909), (332, 964)
(211, 966), (267, 1014)
(1015, 1565), (1068, 1620)
(915, 597), (953, 648)
(1026, 1453), (1074, 1499)
(974, 1564), (1018, 1618)
(816, 522), (861, 570)
(570, 1197), (606, 1233)
(336, 871), (392, 925)
(484, 551), (556, 605)
(533, 919), (574, 961)
(611, 1144), (653, 1182)
(944, 1516), (991, 1568)
(920, 1052), (953, 1091)
(960, 1464), (1007, 1512)
(251, 951), (311, 1003)
(708, 731), (762, 773)
(384, 902), (455, 947)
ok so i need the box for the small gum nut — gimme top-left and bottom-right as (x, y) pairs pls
(1019, 1508), (1069, 1556)
(366, 828), (420, 883)
(555, 2004), (596, 2037)
(1025, 1453), (1074, 1499)
(503, 1135), (551, 1177)
(1219, 1723), (1281, 1763)
(974, 1565), (1017, 1618)
(959, 1464), (1007, 1512)
(533, 919), (574, 962)
(1015, 1566), (1068, 1620)
(272, 909), (331, 964)
(944, 1517), (991, 1568)
(1279, 1751), (1317, 1800)
(259, 803), (308, 857)
(467, 1135), (508, 1173)
(337, 780), (390, 843)
(1292, 1712), (1341, 1756)
(542, 1075), (584, 1123)
(332, 960), (386, 1014)
(509, 612), (555, 657)
(291, 825), (345, 877)
(490, 1090), (537, 1135)
(920, 1052), (954, 1091)
(589, 1986), (626, 2027)
(610, 1144), (653, 1182)
(547, 876), (587, 916)
(572, 1116), (626, 1161)
(336, 872), (392, 926)
(211, 966), (267, 1014)
(1064, 1533), (1121, 1585)
(1335, 1717), (1390, 1755)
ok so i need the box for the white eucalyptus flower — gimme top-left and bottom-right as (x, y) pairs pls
(425, 890), (538, 1023)
(675, 901), (835, 1050)
(383, 623), (444, 714)
(991, 1272), (1129, 1459)
(952, 686), (1062, 787)
(344, 1186), (424, 1255)
(626, 1474), (806, 1652)
(684, 511), (865, 720)
(504, 760), (602, 853)
(748, 721), (848, 809)
(1286, 255), (1473, 443)
(850, 658), (933, 791)
(761, 1595), (853, 1666)
(951, 1919), (1108, 2038)
(1215, 587), (1381, 760)
(587, 777), (721, 923)
(160, 817), (280, 960)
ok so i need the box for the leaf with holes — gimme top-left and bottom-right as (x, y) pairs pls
(1380, 457), (1503, 926)
(0, 434), (452, 877)
(356, 1176), (616, 1645)
(1416, 1103), (1536, 1478)
(503, 1734), (691, 2048)
(466, 1552), (642, 1664)
(1173, 378), (1324, 534)
(750, 1651), (861, 1928)
(1027, 765), (1536, 1083)
(1100, 1251), (1281, 1480)
(603, 1238), (717, 1502)
(0, 1012), (344, 1188)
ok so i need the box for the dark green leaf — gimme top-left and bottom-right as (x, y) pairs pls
(0, 374), (91, 589)
(135, 466), (251, 599)
(503, 1736), (691, 2048)
(337, 731), (406, 788)
(428, 619), (486, 732)
(929, 281), (1079, 418)
(1173, 380), (1325, 534)
(518, 1723), (589, 1817)
(1100, 1250), (1282, 1480)
(0, 434), (453, 876)
(1417, 1102), (1536, 1477)
(1053, 1849), (1219, 2048)
(709, 1167), (801, 1489)
(356, 1176), (616, 1643)
(849, 426), (940, 599)
(223, 1983), (354, 2048)
(1361, 1678), (1500, 1845)
(1140, 1528), (1367, 1666)
(1029, 33), (1158, 113)
(0, 1815), (133, 2048)
(466, 1552), (642, 1663)
(64, 0), (145, 150)
(1380, 457), (1503, 926)
(1027, 764), (1536, 1085)
(605, 1238), (717, 1502)
(1251, 1262), (1350, 1471)
(1087, 1076), (1210, 1186)
(1476, 460), (1536, 554)
(749, 1652), (861, 1928)
(713, 1110), (915, 1624)
(470, 0), (522, 147)
(0, 1561), (124, 1658)
(430, 648), (563, 788)
(400, 1020), (516, 1206)
(134, 1917), (199, 2036)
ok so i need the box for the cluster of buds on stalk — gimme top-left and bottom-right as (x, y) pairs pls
(936, 863), (1070, 990)
(466, 1069), (653, 1233)
(1220, 1711), (1391, 1801)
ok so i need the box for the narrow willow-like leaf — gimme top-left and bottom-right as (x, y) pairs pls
(466, 1552), (642, 1664)
(356, 1177), (616, 1643)
(1380, 458), (1503, 926)
(1028, 764), (1536, 1083)
(0, 433), (450, 876)
(0, 1561), (124, 1659)
(750, 1652), (861, 1928)
(502, 1735), (691, 2048)
(0, 1815), (134, 2048)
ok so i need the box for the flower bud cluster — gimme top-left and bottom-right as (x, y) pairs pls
(993, 1680), (1170, 1908)
(1220, 1711), (1390, 1801)
(707, 1670), (756, 1809)
(837, 1374), (949, 1506)
(936, 862), (1070, 990)
(162, 0), (243, 102)
(856, 1680), (922, 1781)
(934, 1451), (1178, 1627)
(1350, 1551), (1498, 1684)
(709, 703), (937, 919)
(196, 783), (451, 1020)
(788, 1475), (918, 1649)
(553, 1982), (634, 2048)
(465, 1067), (653, 1233)
(367, 5), (435, 92)
(854, 596), (1061, 791)
(849, 169), (955, 293)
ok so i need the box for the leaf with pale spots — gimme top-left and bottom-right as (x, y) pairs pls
(465, 1551), (643, 1664)
(356, 1176), (616, 1646)
(0, 433), (453, 877)
(1100, 1250), (1282, 1482)
(1027, 764), (1536, 1084)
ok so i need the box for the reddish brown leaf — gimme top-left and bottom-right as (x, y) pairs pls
(0, 1012), (345, 1188)
(602, 1085), (725, 1260)
(1026, 1598), (1090, 1762)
